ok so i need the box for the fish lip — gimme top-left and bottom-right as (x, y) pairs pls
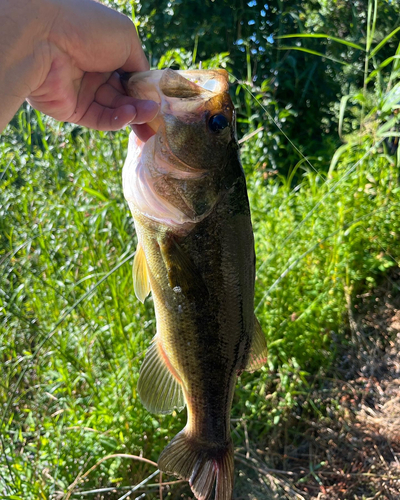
(129, 123), (156, 144)
(123, 69), (234, 143)
(122, 72), (158, 144)
(122, 69), (230, 96)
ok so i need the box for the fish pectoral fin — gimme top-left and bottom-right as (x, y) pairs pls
(132, 242), (151, 303)
(159, 236), (208, 297)
(245, 316), (268, 373)
(137, 338), (185, 415)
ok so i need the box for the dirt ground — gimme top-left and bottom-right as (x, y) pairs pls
(114, 270), (400, 500)
(234, 268), (400, 500)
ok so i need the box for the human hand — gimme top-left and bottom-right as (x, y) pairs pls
(0, 0), (158, 133)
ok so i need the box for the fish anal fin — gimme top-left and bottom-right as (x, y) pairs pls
(137, 338), (185, 415)
(132, 242), (151, 303)
(245, 316), (268, 373)
(159, 429), (234, 500)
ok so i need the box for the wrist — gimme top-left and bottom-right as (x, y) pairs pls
(0, 0), (55, 130)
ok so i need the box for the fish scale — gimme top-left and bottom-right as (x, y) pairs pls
(122, 68), (268, 500)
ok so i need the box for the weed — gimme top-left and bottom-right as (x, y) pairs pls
(1, 2), (400, 498)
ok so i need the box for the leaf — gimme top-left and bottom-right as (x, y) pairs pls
(378, 132), (400, 138)
(366, 0), (373, 53)
(381, 83), (400, 113)
(366, 0), (378, 53)
(338, 94), (352, 138)
(277, 33), (364, 51)
(393, 42), (400, 74)
(328, 143), (352, 175)
(370, 27), (400, 58)
(398, 141), (400, 167)
(99, 435), (118, 451)
(278, 46), (347, 66)
(366, 55), (400, 83)
(377, 116), (400, 136)
(344, 220), (365, 236)
(81, 186), (108, 202)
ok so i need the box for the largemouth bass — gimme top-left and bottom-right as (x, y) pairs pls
(122, 69), (267, 500)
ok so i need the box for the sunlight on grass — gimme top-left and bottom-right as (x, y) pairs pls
(1, 3), (400, 497)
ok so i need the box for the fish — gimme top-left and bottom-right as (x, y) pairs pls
(122, 68), (268, 500)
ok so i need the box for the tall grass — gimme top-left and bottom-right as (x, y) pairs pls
(1, 7), (400, 499)
(0, 119), (180, 499)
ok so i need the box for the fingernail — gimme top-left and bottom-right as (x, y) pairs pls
(126, 104), (137, 117)
(129, 101), (159, 126)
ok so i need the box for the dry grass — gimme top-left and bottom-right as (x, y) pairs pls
(233, 269), (400, 500)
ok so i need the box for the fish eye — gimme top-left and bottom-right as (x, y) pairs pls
(208, 114), (229, 133)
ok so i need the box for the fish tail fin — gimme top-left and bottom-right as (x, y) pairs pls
(158, 429), (234, 500)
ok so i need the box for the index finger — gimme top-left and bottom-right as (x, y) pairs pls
(120, 26), (150, 73)
(51, 0), (150, 73)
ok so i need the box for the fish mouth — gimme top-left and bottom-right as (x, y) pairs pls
(122, 69), (231, 143)
(122, 69), (230, 105)
(122, 69), (234, 228)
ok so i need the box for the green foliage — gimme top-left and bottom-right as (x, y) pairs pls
(1, 1), (400, 498)
(0, 118), (185, 498)
(103, 0), (400, 174)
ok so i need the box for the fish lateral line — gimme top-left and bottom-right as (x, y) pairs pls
(123, 68), (265, 500)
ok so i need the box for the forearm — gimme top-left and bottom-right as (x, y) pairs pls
(0, 0), (53, 132)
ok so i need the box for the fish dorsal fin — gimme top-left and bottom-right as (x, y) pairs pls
(245, 316), (268, 373)
(137, 338), (185, 415)
(133, 242), (151, 303)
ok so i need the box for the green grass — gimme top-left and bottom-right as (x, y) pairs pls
(1, 104), (399, 498)
(0, 115), (184, 499)
(1, 14), (400, 497)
